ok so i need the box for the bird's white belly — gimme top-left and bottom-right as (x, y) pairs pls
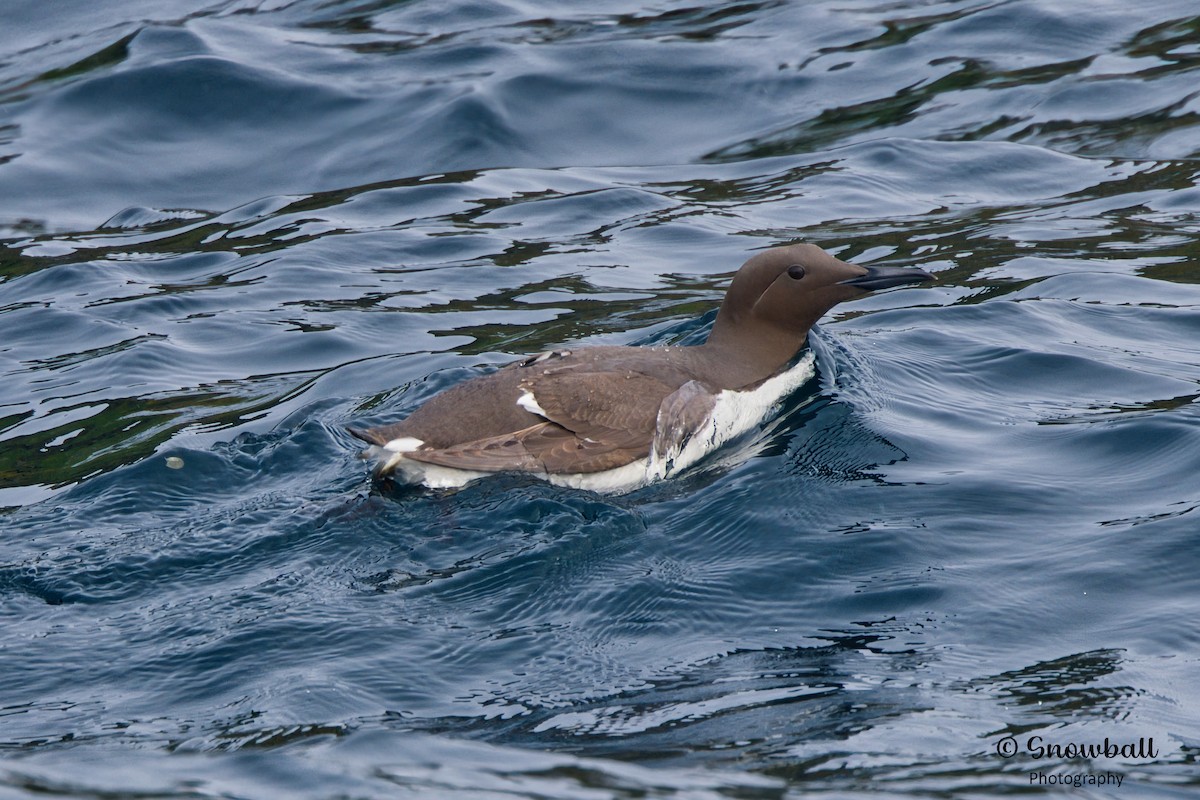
(367, 352), (815, 494)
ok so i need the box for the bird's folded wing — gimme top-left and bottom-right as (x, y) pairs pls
(518, 370), (676, 447)
(403, 422), (641, 474)
(386, 367), (720, 475)
(405, 370), (686, 474)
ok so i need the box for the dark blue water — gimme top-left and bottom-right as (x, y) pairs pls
(3, 1), (1200, 796)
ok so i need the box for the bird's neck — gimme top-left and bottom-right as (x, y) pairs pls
(698, 317), (808, 388)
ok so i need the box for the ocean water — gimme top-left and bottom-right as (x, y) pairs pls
(3, 0), (1200, 797)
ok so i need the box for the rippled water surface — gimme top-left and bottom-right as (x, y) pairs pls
(3, 0), (1200, 797)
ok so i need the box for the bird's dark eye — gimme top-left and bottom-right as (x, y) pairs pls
(787, 264), (806, 280)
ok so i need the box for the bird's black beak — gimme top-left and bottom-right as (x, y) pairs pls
(839, 264), (934, 292)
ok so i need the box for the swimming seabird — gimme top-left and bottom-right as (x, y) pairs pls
(349, 244), (932, 492)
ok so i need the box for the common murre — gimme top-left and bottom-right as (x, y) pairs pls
(348, 244), (932, 492)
